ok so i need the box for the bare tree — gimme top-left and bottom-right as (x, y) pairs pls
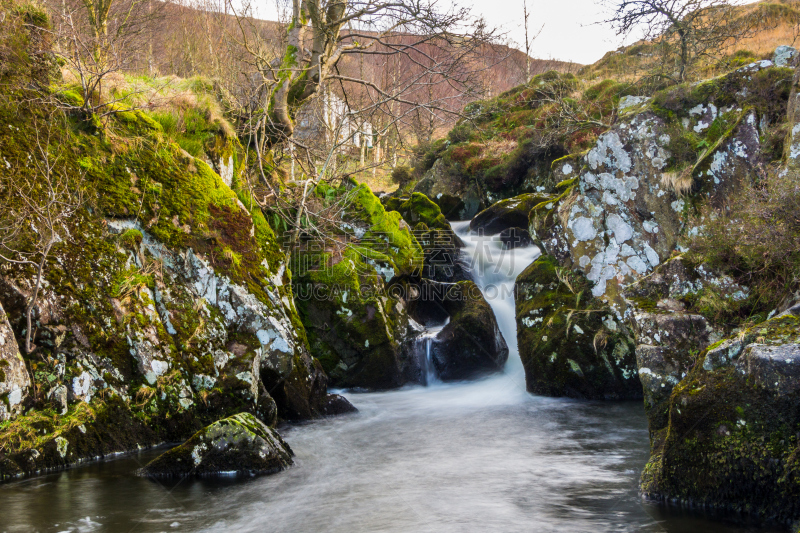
(522, 0), (543, 82)
(603, 0), (756, 82)
(40, 0), (166, 117)
(0, 112), (86, 354)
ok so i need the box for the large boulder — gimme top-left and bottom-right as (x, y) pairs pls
(641, 314), (800, 524)
(139, 413), (293, 477)
(0, 302), (30, 421)
(534, 65), (780, 302)
(429, 281), (508, 380)
(383, 193), (467, 283)
(515, 254), (640, 399)
(469, 193), (551, 235)
(294, 183), (425, 389)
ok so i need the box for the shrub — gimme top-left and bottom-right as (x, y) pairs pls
(390, 165), (414, 187)
(691, 169), (800, 323)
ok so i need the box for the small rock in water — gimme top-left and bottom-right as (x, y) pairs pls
(138, 413), (293, 478)
(323, 394), (358, 416)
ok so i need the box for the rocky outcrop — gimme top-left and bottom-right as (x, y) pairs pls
(139, 413), (293, 477)
(0, 86), (332, 478)
(641, 314), (800, 524)
(413, 158), (484, 220)
(0, 302), (30, 421)
(515, 255), (640, 400)
(295, 183), (426, 390)
(429, 281), (508, 380)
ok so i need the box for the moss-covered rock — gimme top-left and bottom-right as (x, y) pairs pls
(139, 412), (293, 477)
(515, 254), (640, 399)
(429, 281), (509, 380)
(641, 314), (800, 524)
(383, 193), (466, 283)
(0, 21), (330, 478)
(469, 193), (551, 235)
(294, 183), (425, 389)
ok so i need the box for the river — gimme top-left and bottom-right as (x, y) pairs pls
(0, 224), (781, 533)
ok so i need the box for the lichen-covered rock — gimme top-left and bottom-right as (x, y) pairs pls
(515, 254), (640, 399)
(139, 413), (293, 477)
(0, 301), (30, 421)
(469, 193), (550, 235)
(430, 281), (508, 380)
(538, 65), (781, 303)
(634, 312), (715, 432)
(641, 314), (800, 524)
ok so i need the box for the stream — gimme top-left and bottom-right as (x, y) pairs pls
(0, 225), (782, 533)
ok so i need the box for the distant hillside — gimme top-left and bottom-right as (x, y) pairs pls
(582, 0), (800, 81)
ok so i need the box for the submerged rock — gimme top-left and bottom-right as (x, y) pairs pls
(430, 281), (509, 380)
(323, 394), (358, 416)
(140, 413), (293, 477)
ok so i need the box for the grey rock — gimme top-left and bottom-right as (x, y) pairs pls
(735, 343), (800, 394)
(139, 413), (293, 477)
(0, 301), (30, 421)
(773, 45), (798, 67)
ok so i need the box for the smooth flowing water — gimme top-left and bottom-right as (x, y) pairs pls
(0, 226), (782, 533)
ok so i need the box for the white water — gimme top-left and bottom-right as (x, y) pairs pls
(0, 222), (777, 533)
(450, 220), (541, 380)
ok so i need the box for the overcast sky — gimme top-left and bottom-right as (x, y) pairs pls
(256, 0), (629, 65)
(471, 0), (627, 65)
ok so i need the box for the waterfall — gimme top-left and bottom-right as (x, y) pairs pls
(416, 321), (448, 386)
(450, 221), (541, 379)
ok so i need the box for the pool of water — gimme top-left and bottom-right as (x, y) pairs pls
(0, 379), (782, 532)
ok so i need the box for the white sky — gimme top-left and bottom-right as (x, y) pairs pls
(468, 0), (627, 64)
(254, 0), (630, 65)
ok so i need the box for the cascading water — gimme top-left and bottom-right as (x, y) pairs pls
(415, 320), (448, 386)
(450, 221), (541, 381)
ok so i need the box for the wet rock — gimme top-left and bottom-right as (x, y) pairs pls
(0, 301), (30, 421)
(139, 413), (293, 477)
(430, 281), (508, 380)
(323, 394), (358, 416)
(515, 254), (640, 400)
(641, 315), (800, 523)
(499, 227), (533, 249)
(469, 193), (550, 235)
